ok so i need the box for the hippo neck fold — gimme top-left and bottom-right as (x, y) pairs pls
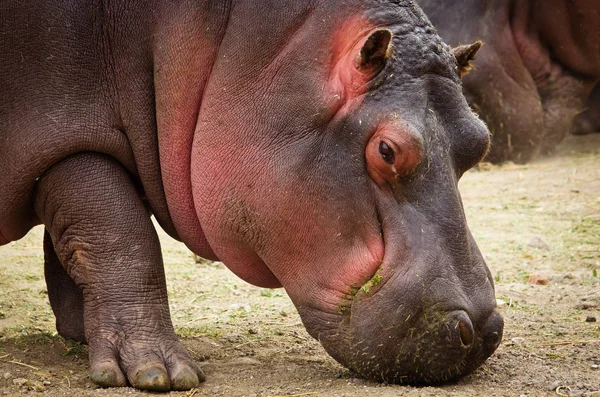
(149, 2), (237, 260)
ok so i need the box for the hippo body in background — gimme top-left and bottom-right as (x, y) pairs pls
(573, 83), (600, 135)
(417, 0), (600, 163)
(0, 0), (502, 391)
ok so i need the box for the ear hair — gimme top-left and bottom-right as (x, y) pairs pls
(355, 29), (393, 75)
(452, 40), (483, 78)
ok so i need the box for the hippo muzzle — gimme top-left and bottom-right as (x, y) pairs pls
(300, 257), (503, 383)
(319, 276), (504, 384)
(296, 187), (504, 383)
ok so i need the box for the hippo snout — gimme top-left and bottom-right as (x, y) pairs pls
(342, 307), (504, 385)
(303, 280), (504, 386)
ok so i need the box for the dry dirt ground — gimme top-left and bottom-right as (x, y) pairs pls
(1, 134), (599, 397)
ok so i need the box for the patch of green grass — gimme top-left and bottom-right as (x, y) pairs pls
(545, 352), (567, 359)
(337, 304), (348, 315)
(494, 271), (528, 284)
(260, 289), (283, 298)
(0, 327), (57, 347)
(229, 308), (249, 319)
(62, 340), (87, 356)
(359, 271), (383, 296)
(517, 270), (530, 282)
(176, 325), (222, 339)
(496, 296), (531, 311)
(569, 218), (600, 236)
(336, 268), (385, 313)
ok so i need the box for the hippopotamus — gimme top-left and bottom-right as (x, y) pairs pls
(417, 0), (600, 163)
(0, 0), (503, 391)
(573, 83), (600, 135)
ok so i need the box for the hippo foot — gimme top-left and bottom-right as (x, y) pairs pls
(572, 117), (600, 135)
(88, 331), (205, 391)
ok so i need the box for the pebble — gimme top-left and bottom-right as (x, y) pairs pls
(548, 380), (562, 391)
(2, 372), (10, 380)
(12, 378), (28, 387)
(348, 377), (367, 385)
(231, 357), (261, 365)
(552, 273), (575, 284)
(248, 328), (258, 335)
(556, 328), (569, 336)
(528, 236), (550, 250)
(496, 298), (507, 307)
(32, 382), (47, 392)
(576, 301), (598, 310)
(585, 316), (597, 322)
(528, 273), (549, 285)
(592, 364), (599, 370)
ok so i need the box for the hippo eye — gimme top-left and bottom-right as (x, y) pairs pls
(379, 141), (395, 164)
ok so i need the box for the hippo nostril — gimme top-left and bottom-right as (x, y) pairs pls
(457, 318), (474, 348)
(481, 310), (504, 353)
(486, 330), (501, 349)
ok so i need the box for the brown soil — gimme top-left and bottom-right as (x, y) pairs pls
(1, 134), (599, 397)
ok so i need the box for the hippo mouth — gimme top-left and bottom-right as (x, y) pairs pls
(315, 267), (504, 385)
(335, 266), (385, 315)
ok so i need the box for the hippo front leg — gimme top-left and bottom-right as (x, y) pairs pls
(34, 153), (204, 391)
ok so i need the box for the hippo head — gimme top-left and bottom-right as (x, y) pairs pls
(417, 0), (600, 163)
(189, 1), (502, 384)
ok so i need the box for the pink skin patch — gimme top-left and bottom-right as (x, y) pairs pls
(159, 107), (218, 259)
(155, 31), (220, 261)
(190, 134), (282, 288)
(271, 20), (400, 311)
(366, 119), (424, 189)
(260, 189), (386, 315)
(187, 14), (391, 304)
(325, 17), (383, 121)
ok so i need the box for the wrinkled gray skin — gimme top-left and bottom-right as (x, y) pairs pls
(417, 0), (600, 163)
(1, 0), (502, 391)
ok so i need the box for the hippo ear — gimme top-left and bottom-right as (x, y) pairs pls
(355, 29), (393, 76)
(452, 41), (482, 78)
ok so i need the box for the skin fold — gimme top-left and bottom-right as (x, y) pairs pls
(1, 0), (501, 390)
(417, 0), (600, 163)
